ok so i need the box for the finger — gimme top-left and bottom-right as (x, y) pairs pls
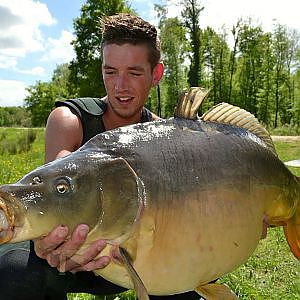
(34, 225), (69, 259)
(54, 224), (89, 271)
(70, 255), (111, 273)
(46, 250), (61, 268)
(57, 224), (89, 255)
(61, 239), (107, 272)
(45, 224), (89, 268)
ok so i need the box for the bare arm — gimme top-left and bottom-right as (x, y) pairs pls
(44, 106), (83, 163)
(34, 106), (110, 272)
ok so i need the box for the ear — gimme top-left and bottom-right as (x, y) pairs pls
(151, 62), (164, 87)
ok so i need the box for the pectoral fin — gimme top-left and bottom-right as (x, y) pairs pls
(195, 282), (238, 300)
(119, 247), (149, 300)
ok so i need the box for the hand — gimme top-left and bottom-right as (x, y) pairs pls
(34, 224), (111, 273)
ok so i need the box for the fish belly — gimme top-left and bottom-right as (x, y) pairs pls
(97, 187), (264, 295)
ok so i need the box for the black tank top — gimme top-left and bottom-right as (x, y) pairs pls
(55, 97), (153, 145)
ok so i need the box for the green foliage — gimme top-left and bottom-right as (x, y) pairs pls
(52, 63), (79, 99)
(0, 128), (37, 155)
(270, 125), (300, 136)
(152, 2), (300, 128)
(292, 68), (300, 127)
(23, 1), (300, 129)
(0, 128), (44, 183)
(234, 23), (266, 114)
(68, 290), (135, 300)
(201, 27), (231, 105)
(145, 86), (161, 117)
(0, 106), (32, 127)
(24, 81), (57, 127)
(157, 13), (188, 117)
(24, 64), (77, 127)
(181, 0), (204, 87)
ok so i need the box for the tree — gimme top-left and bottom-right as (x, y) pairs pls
(52, 63), (78, 100)
(24, 81), (57, 127)
(235, 21), (266, 114)
(181, 0), (204, 87)
(256, 33), (276, 126)
(202, 27), (231, 105)
(228, 20), (242, 103)
(0, 107), (31, 127)
(70, 0), (131, 98)
(25, 64), (76, 127)
(155, 5), (188, 117)
(272, 24), (291, 127)
(292, 68), (300, 127)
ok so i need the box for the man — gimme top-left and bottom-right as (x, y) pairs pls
(0, 13), (200, 300)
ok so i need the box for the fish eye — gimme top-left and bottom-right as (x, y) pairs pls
(56, 183), (68, 194)
(55, 177), (72, 194)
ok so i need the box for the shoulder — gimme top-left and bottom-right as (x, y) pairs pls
(45, 106), (83, 162)
(47, 106), (81, 129)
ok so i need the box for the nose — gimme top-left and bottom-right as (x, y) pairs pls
(115, 73), (129, 92)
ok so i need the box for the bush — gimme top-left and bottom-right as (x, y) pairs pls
(0, 128), (37, 155)
(269, 125), (300, 136)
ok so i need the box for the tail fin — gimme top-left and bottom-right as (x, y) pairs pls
(284, 176), (300, 259)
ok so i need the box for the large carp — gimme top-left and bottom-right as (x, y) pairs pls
(0, 87), (299, 299)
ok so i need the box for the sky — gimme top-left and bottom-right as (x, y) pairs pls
(0, 0), (299, 107)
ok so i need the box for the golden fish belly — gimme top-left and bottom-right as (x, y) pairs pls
(96, 187), (265, 295)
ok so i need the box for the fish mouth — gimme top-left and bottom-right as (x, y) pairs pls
(0, 190), (22, 243)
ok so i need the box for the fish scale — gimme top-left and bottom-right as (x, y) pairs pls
(0, 87), (299, 299)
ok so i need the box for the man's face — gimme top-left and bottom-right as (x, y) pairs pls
(102, 43), (158, 119)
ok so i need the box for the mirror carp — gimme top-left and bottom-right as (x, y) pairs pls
(0, 87), (299, 299)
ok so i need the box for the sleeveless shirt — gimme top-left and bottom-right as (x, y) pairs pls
(55, 97), (153, 145)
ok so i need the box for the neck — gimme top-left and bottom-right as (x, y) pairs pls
(102, 105), (143, 131)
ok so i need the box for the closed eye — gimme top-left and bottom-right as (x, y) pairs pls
(104, 69), (116, 75)
(130, 72), (142, 76)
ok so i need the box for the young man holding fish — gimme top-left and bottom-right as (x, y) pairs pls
(0, 13), (201, 300)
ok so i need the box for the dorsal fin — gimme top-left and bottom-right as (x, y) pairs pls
(201, 102), (277, 156)
(174, 87), (210, 119)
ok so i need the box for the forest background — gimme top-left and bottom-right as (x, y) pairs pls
(0, 0), (299, 134)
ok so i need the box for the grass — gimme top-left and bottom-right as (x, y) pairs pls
(0, 128), (299, 300)
(273, 140), (300, 176)
(0, 128), (44, 183)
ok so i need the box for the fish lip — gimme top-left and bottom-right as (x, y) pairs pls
(0, 190), (20, 243)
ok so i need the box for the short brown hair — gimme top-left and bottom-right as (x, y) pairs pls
(100, 13), (161, 69)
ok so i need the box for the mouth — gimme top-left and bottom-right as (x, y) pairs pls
(0, 190), (18, 243)
(116, 96), (134, 105)
(0, 209), (13, 243)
